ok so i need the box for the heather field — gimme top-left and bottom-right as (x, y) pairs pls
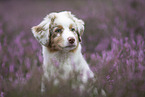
(0, 0), (145, 97)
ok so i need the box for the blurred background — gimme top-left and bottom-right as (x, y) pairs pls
(0, 0), (145, 97)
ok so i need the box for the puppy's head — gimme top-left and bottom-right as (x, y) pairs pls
(31, 11), (84, 52)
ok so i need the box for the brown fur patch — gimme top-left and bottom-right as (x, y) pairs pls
(48, 35), (64, 52)
(69, 24), (73, 29)
(34, 26), (45, 33)
(48, 24), (64, 52)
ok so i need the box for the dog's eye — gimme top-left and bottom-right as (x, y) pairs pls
(55, 29), (62, 33)
(71, 28), (75, 32)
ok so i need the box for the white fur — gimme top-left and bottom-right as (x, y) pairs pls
(42, 44), (94, 82)
(53, 12), (78, 48)
(31, 11), (94, 92)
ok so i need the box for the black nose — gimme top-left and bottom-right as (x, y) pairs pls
(67, 37), (75, 44)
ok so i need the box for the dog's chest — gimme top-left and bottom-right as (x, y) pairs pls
(43, 51), (79, 79)
(51, 55), (74, 72)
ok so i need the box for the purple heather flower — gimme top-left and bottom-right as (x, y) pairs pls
(106, 75), (110, 80)
(9, 64), (14, 73)
(90, 54), (96, 60)
(138, 50), (144, 62)
(26, 72), (32, 80)
(130, 50), (136, 57)
(0, 92), (4, 97)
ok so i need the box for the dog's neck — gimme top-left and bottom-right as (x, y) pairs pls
(42, 44), (82, 65)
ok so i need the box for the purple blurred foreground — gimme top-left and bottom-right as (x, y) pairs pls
(0, 0), (145, 97)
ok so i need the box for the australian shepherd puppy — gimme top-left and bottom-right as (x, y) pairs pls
(31, 11), (94, 92)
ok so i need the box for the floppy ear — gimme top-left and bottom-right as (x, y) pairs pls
(31, 13), (57, 46)
(67, 11), (85, 42)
